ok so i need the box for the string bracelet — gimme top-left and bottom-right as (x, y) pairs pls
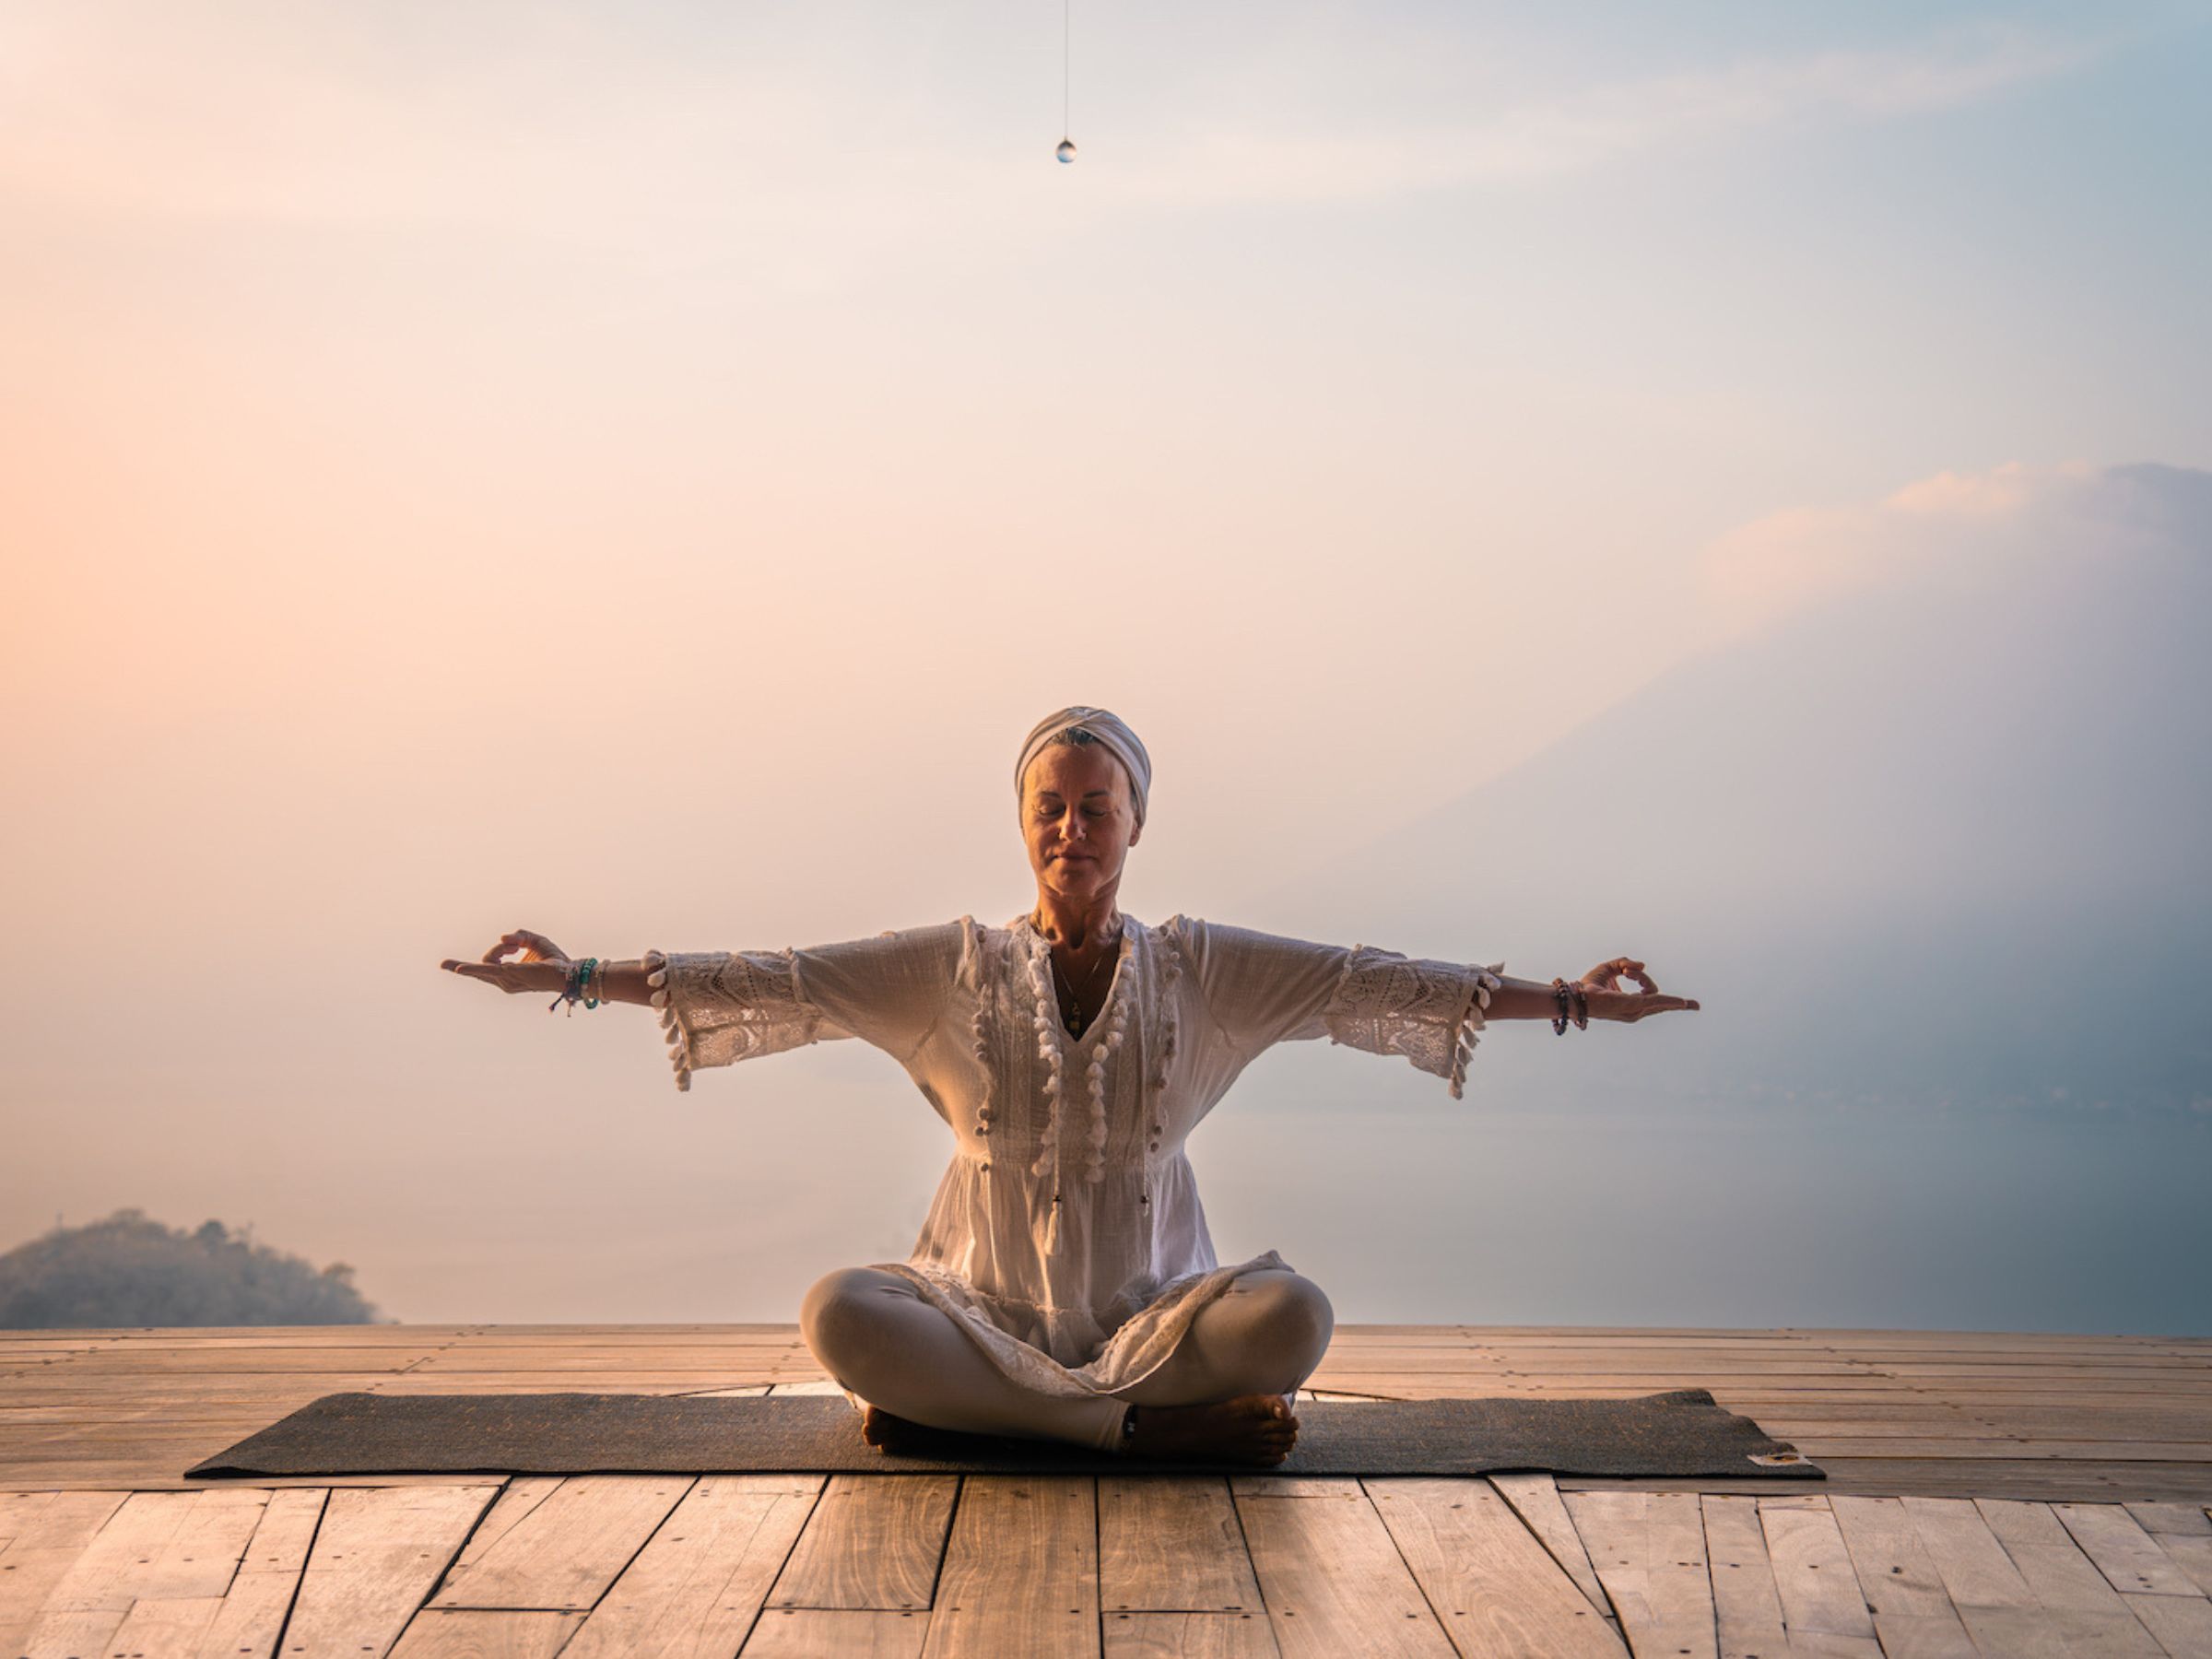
(551, 956), (603, 1016)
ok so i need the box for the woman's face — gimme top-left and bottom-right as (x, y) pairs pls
(1021, 742), (1141, 901)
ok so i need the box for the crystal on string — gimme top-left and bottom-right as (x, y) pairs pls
(1056, 138), (1077, 164)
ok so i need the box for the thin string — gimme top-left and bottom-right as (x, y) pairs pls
(1063, 0), (1070, 136)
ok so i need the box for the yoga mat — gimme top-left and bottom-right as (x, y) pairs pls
(184, 1389), (1820, 1479)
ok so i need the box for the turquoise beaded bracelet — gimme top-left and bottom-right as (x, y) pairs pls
(550, 956), (603, 1015)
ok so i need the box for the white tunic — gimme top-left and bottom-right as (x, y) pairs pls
(641, 915), (1503, 1401)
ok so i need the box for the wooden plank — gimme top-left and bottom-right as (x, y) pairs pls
(31, 1487), (266, 1611)
(1854, 1613), (1979, 1657)
(1235, 1491), (1453, 1659)
(0, 1490), (130, 1657)
(771, 1475), (958, 1610)
(2130, 1503), (2212, 1535)
(0, 1464), (515, 1494)
(1565, 1490), (1717, 1659)
(1490, 1474), (1612, 1615)
(2147, 1531), (2212, 1598)
(446, 1477), (566, 1575)
(1966, 1500), (2165, 1659)
(2057, 1503), (2205, 1596)
(1827, 1497), (1976, 1657)
(744, 1607), (933, 1656)
(2126, 1592), (2212, 1657)
(429, 1475), (693, 1610)
(1227, 1477), (1362, 1499)
(1788, 1440), (2212, 1461)
(1099, 1477), (1261, 1614)
(1366, 1477), (1625, 1656)
(281, 1485), (500, 1659)
(0, 1489), (55, 1545)
(1893, 1497), (2036, 1609)
(388, 1608), (589, 1656)
(24, 1489), (196, 1612)
(242, 1488), (334, 1579)
(143, 1486), (272, 1599)
(1700, 1495), (1788, 1659)
(14, 1603), (129, 1658)
(189, 1487), (329, 1659)
(1830, 1497), (1963, 1618)
(921, 1476), (1098, 1659)
(194, 1569), (308, 1659)
(1567, 1462), (2212, 1503)
(1100, 1610), (1279, 1657)
(561, 1476), (819, 1659)
(107, 1594), (225, 1652)
(1758, 1498), (1877, 1646)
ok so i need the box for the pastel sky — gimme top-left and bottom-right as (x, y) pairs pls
(4, 1), (2207, 1326)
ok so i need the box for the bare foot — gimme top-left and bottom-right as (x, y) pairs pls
(1120, 1393), (1300, 1465)
(860, 1403), (943, 1455)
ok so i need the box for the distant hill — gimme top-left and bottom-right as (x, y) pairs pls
(1263, 462), (2212, 1117)
(0, 1209), (383, 1327)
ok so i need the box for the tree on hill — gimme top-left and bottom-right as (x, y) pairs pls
(0, 1209), (385, 1327)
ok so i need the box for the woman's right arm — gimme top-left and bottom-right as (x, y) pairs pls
(443, 922), (966, 1091)
(440, 930), (658, 1004)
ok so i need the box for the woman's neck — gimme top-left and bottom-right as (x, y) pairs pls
(1030, 886), (1123, 950)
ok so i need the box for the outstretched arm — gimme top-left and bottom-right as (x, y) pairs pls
(1479, 959), (1701, 1023)
(442, 923), (963, 1090)
(1176, 918), (1700, 1102)
(441, 930), (654, 1004)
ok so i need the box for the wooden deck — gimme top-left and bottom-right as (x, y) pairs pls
(4, 1324), (2209, 1655)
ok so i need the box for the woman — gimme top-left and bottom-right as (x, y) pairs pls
(442, 706), (1699, 1465)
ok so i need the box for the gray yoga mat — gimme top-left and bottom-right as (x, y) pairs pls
(184, 1389), (1820, 1479)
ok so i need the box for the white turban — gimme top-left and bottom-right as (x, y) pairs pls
(1015, 706), (1153, 828)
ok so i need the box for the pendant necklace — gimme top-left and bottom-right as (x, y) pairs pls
(1038, 917), (1119, 1036)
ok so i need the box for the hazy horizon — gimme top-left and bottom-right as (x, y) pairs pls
(5, 1), (2208, 1332)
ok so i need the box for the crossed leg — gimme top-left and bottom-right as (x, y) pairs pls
(798, 1265), (1335, 1456)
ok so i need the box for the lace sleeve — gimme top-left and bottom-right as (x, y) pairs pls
(641, 919), (965, 1093)
(1178, 916), (1505, 1100)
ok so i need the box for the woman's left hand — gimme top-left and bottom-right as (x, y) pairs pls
(1578, 958), (1701, 1022)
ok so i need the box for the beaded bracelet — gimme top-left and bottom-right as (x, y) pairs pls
(550, 956), (602, 1016)
(1548, 977), (1590, 1035)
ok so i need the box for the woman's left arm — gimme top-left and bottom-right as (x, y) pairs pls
(1178, 918), (1700, 1102)
(1485, 959), (1702, 1023)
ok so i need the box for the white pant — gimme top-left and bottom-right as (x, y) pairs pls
(799, 1265), (1335, 1453)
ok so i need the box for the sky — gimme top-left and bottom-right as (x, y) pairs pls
(4, 1), (2208, 1331)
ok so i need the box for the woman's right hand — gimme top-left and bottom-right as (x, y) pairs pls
(441, 929), (571, 995)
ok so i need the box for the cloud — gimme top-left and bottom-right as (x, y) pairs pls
(1098, 20), (2099, 206)
(1695, 457), (2136, 639)
(0, 7), (2106, 259)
